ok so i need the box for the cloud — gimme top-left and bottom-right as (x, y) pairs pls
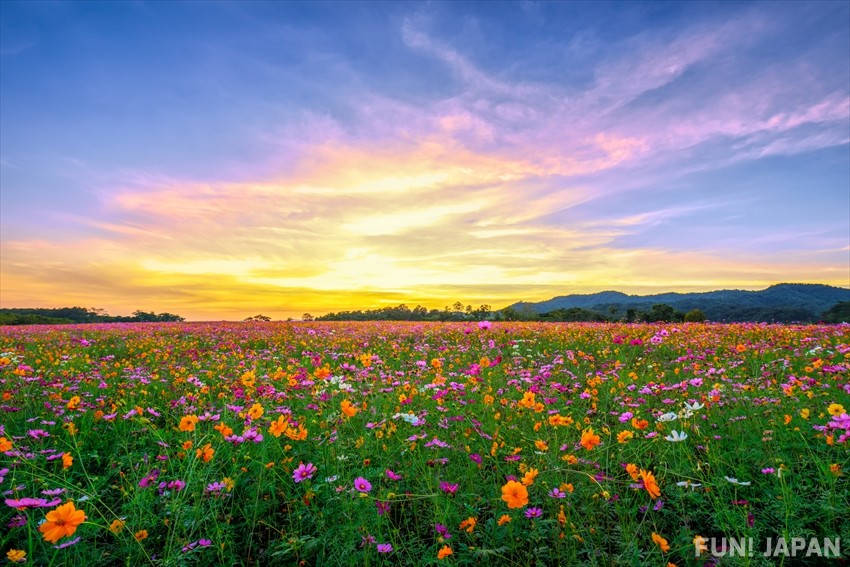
(1, 4), (847, 319)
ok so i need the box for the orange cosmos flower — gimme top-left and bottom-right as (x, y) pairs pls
(62, 452), (73, 469)
(640, 469), (661, 499)
(0, 437), (12, 452)
(497, 514), (512, 526)
(617, 430), (634, 444)
(459, 516), (477, 533)
(340, 399), (358, 417)
(134, 529), (148, 541)
(625, 463), (640, 480)
(247, 403), (264, 420)
(240, 370), (256, 388)
(268, 415), (288, 438)
(214, 421), (233, 437)
(580, 428), (601, 450)
(179, 415), (199, 432)
(109, 519), (125, 534)
(521, 468), (539, 486)
(652, 532), (671, 552)
(39, 501), (86, 543)
(501, 480), (529, 509)
(437, 545), (453, 559)
(195, 443), (214, 463)
(631, 417), (649, 430)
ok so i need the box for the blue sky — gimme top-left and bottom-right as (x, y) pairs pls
(1, 1), (848, 319)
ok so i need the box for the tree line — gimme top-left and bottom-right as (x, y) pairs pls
(313, 302), (492, 322)
(0, 307), (184, 326)
(500, 301), (850, 324)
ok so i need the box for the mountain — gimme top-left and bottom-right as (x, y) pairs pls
(507, 283), (850, 322)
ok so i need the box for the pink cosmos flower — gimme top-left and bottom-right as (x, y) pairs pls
(354, 477), (372, 493)
(293, 462), (317, 483)
(4, 497), (62, 509)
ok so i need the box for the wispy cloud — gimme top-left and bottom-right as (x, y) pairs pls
(1, 2), (847, 318)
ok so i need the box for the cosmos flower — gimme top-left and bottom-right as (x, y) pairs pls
(580, 428), (601, 450)
(293, 462), (317, 483)
(664, 430), (688, 442)
(5, 497), (62, 510)
(459, 517), (476, 533)
(353, 477), (371, 493)
(640, 470), (661, 499)
(652, 532), (670, 553)
(39, 501), (86, 543)
(501, 480), (529, 509)
(179, 415), (199, 432)
(724, 476), (751, 486)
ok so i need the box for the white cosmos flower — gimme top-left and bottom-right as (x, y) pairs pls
(724, 476), (751, 486)
(664, 430), (688, 442)
(657, 412), (678, 422)
(676, 481), (703, 490)
(684, 401), (705, 412)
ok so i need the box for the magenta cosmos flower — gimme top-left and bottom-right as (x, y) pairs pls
(293, 462), (317, 483)
(354, 477), (372, 493)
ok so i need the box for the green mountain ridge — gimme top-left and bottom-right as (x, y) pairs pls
(507, 283), (850, 322)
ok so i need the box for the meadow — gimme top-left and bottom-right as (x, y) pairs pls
(1, 321), (848, 566)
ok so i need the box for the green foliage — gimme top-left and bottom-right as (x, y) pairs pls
(821, 301), (850, 323)
(316, 303), (493, 322)
(0, 307), (185, 325)
(642, 303), (684, 323)
(684, 308), (707, 322)
(539, 307), (609, 322)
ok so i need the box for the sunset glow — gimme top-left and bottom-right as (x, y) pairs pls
(1, 2), (848, 319)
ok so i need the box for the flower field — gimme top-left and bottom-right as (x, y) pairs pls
(1, 321), (848, 566)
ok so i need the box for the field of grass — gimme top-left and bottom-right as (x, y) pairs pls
(1, 321), (848, 566)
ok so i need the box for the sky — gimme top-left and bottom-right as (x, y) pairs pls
(1, 1), (849, 321)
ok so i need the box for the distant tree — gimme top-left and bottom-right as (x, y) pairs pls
(132, 310), (159, 322)
(625, 308), (638, 323)
(684, 309), (707, 322)
(302, 313), (314, 321)
(498, 307), (521, 321)
(244, 314), (271, 322)
(471, 304), (492, 321)
(541, 307), (608, 322)
(642, 304), (684, 323)
(821, 301), (850, 323)
(156, 312), (185, 322)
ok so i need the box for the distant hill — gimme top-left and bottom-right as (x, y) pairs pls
(506, 283), (850, 323)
